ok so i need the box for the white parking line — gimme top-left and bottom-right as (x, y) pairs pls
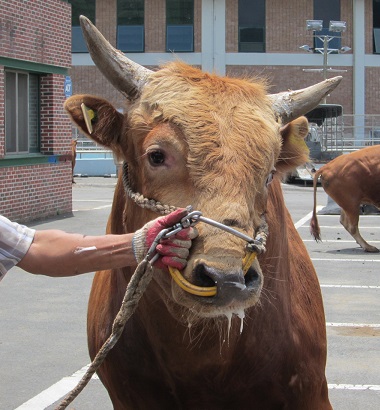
(73, 199), (112, 202)
(328, 384), (380, 391)
(73, 204), (112, 212)
(304, 239), (380, 243)
(316, 215), (380, 218)
(321, 284), (380, 289)
(326, 322), (380, 328)
(15, 365), (98, 410)
(294, 207), (323, 229)
(312, 258), (380, 263)
(301, 225), (380, 229)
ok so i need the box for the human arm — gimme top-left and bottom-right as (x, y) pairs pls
(17, 230), (136, 277)
(16, 208), (197, 277)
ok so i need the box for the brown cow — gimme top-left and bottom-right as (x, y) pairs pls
(64, 16), (342, 410)
(311, 145), (380, 253)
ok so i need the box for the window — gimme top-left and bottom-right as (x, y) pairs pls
(374, 0), (380, 53)
(69, 0), (96, 52)
(238, 0), (265, 52)
(166, 0), (194, 52)
(313, 0), (341, 51)
(5, 71), (40, 155)
(117, 0), (144, 52)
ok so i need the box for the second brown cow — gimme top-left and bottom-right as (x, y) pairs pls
(311, 145), (380, 252)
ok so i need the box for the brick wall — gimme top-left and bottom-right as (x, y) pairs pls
(365, 0), (373, 54)
(226, 0), (238, 53)
(69, 65), (125, 110)
(0, 0), (73, 222)
(0, 0), (71, 67)
(266, 0), (312, 53)
(227, 65), (353, 113)
(40, 74), (73, 155)
(366, 67), (380, 114)
(193, 0), (201, 52)
(0, 164), (72, 222)
(97, 0), (117, 47)
(145, 0), (165, 52)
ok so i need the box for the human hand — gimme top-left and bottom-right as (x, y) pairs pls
(132, 209), (198, 270)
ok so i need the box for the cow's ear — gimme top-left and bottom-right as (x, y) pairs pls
(64, 95), (124, 154)
(275, 116), (310, 174)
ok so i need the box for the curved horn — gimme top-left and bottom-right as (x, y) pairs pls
(269, 76), (342, 124)
(79, 15), (152, 101)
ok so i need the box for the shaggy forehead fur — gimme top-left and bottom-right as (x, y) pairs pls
(131, 62), (281, 195)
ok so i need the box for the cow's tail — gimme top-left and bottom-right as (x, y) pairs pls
(310, 169), (322, 242)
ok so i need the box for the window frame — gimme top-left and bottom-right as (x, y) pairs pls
(69, 0), (96, 53)
(166, 0), (194, 52)
(238, 0), (266, 53)
(313, 0), (342, 52)
(117, 0), (145, 52)
(4, 69), (41, 156)
(373, 0), (380, 53)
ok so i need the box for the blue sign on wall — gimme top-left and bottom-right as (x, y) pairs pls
(64, 76), (72, 98)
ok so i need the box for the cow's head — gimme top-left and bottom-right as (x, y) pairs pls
(65, 17), (341, 321)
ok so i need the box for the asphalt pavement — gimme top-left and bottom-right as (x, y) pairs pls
(0, 177), (379, 409)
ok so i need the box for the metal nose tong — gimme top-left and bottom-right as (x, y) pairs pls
(146, 209), (266, 265)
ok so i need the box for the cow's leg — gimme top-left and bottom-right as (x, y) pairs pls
(340, 209), (379, 253)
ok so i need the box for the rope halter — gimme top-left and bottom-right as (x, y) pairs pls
(122, 161), (268, 297)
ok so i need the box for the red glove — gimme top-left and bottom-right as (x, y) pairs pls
(132, 209), (198, 270)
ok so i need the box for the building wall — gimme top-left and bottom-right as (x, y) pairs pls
(0, 0), (71, 66)
(0, 163), (72, 220)
(226, 65), (353, 113)
(225, 0), (238, 53)
(266, 0), (313, 53)
(70, 0), (380, 119)
(366, 67), (380, 114)
(365, 0), (373, 54)
(145, 0), (165, 52)
(0, 0), (73, 222)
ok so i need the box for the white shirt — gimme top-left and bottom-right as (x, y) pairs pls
(0, 215), (35, 281)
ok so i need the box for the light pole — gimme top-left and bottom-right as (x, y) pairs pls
(300, 20), (350, 102)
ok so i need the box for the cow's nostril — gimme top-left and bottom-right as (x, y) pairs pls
(244, 267), (260, 289)
(194, 264), (216, 288)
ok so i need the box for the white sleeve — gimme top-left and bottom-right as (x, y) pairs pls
(0, 215), (35, 281)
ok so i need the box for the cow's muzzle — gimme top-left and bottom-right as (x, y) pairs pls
(165, 211), (267, 298)
(168, 249), (259, 298)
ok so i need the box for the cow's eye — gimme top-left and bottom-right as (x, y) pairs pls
(148, 150), (165, 166)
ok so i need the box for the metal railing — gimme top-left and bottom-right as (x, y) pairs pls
(307, 114), (380, 161)
(340, 114), (380, 150)
(72, 128), (112, 152)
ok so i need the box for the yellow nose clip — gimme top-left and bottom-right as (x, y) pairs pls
(168, 249), (258, 297)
